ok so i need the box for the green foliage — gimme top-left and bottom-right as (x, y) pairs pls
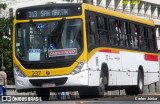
(0, 17), (13, 85)
(0, 3), (7, 9)
(0, 3), (13, 85)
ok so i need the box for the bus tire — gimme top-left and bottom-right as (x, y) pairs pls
(78, 71), (105, 98)
(36, 89), (50, 101)
(125, 70), (144, 95)
(78, 88), (90, 99)
(135, 70), (144, 94)
(94, 71), (105, 97)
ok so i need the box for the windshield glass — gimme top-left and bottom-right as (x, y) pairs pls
(15, 19), (83, 62)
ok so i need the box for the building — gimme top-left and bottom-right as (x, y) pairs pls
(1, 0), (160, 50)
(0, 0), (68, 18)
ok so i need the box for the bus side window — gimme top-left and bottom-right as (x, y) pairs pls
(148, 28), (154, 51)
(97, 16), (105, 31)
(104, 17), (110, 44)
(130, 23), (136, 48)
(151, 28), (157, 51)
(87, 16), (96, 51)
(139, 26), (146, 50)
(119, 21), (125, 46)
(125, 22), (130, 47)
(144, 27), (149, 50)
(108, 18), (117, 45)
(97, 16), (107, 45)
(134, 25), (139, 49)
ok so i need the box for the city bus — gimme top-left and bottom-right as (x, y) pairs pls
(13, 3), (159, 100)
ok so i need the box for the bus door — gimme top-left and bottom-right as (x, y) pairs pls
(86, 12), (100, 86)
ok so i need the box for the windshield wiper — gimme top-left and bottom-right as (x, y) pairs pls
(51, 17), (66, 35)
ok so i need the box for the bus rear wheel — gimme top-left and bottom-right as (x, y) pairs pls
(125, 70), (144, 95)
(36, 89), (50, 101)
(136, 70), (144, 94)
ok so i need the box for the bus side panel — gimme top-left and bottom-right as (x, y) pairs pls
(147, 60), (159, 84)
(88, 52), (101, 86)
(108, 71), (117, 85)
(88, 50), (122, 86)
(149, 62), (159, 72)
(121, 51), (149, 85)
(147, 73), (159, 85)
(98, 51), (122, 86)
(88, 70), (100, 86)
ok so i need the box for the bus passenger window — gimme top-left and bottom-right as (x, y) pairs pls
(97, 16), (107, 45)
(144, 27), (149, 50)
(115, 21), (124, 46)
(151, 28), (156, 51)
(130, 23), (138, 48)
(104, 17), (110, 44)
(109, 18), (117, 45)
(119, 21), (127, 47)
(134, 25), (138, 49)
(87, 17), (96, 51)
(125, 22), (130, 47)
(139, 26), (146, 50)
(148, 28), (154, 51)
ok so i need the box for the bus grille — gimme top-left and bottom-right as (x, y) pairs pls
(29, 77), (68, 86)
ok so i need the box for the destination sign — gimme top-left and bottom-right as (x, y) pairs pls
(27, 9), (69, 18)
(16, 5), (82, 19)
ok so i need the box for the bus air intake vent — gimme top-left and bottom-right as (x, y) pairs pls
(29, 77), (68, 86)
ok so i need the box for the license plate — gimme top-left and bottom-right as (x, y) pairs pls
(42, 83), (55, 88)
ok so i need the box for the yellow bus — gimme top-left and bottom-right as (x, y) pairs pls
(13, 3), (159, 100)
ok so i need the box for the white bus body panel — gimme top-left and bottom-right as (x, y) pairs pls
(15, 49), (159, 90)
(87, 49), (159, 86)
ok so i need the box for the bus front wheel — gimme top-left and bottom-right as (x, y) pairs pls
(36, 89), (50, 101)
(78, 71), (105, 98)
(94, 71), (105, 97)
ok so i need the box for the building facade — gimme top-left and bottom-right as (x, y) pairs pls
(0, 0), (67, 18)
(1, 0), (160, 50)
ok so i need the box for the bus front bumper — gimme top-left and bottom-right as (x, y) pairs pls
(14, 69), (89, 91)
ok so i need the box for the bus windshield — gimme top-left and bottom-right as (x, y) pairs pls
(15, 19), (83, 62)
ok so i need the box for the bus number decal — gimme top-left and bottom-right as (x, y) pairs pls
(32, 71), (41, 76)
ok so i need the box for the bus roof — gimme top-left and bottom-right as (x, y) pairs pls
(82, 3), (154, 26)
(15, 3), (154, 26)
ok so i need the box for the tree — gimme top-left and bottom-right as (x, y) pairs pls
(0, 3), (7, 9)
(0, 3), (13, 85)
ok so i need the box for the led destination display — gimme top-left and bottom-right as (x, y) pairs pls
(16, 4), (82, 19)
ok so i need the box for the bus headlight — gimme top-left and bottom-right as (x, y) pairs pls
(14, 66), (26, 78)
(71, 60), (84, 75)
